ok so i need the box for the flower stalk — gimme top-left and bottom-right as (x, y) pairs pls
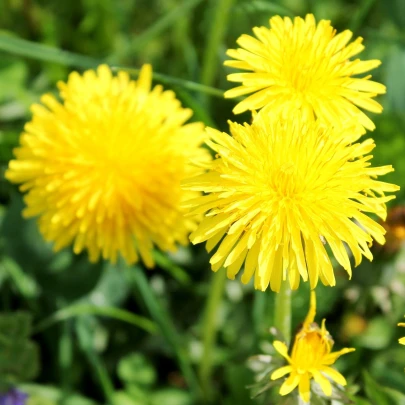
(274, 280), (292, 346)
(199, 268), (227, 401)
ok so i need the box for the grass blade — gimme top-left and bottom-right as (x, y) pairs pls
(76, 318), (115, 405)
(128, 265), (201, 398)
(201, 0), (236, 89)
(0, 33), (224, 97)
(153, 250), (192, 286)
(0, 33), (99, 67)
(236, 0), (295, 17)
(199, 268), (227, 401)
(349, 0), (377, 33)
(116, 66), (224, 97)
(132, 0), (204, 50)
(33, 303), (157, 334)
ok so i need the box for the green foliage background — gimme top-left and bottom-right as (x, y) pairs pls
(1, 0), (405, 404)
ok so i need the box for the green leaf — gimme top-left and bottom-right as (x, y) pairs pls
(27, 397), (56, 405)
(383, 386), (405, 405)
(89, 262), (132, 307)
(0, 339), (39, 382)
(0, 311), (32, 339)
(1, 192), (106, 301)
(224, 364), (253, 403)
(150, 388), (192, 405)
(363, 370), (391, 405)
(112, 391), (146, 405)
(22, 383), (98, 405)
(153, 250), (191, 285)
(117, 353), (157, 388)
(0, 256), (39, 299)
(0, 312), (40, 383)
(0, 58), (28, 102)
(0, 31), (98, 68)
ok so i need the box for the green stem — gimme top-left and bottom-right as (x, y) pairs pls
(253, 287), (275, 347)
(199, 268), (227, 401)
(349, 0), (376, 33)
(129, 266), (200, 398)
(59, 321), (73, 393)
(201, 0), (235, 88)
(76, 319), (115, 405)
(274, 280), (292, 345)
(87, 351), (115, 404)
(131, 0), (203, 50)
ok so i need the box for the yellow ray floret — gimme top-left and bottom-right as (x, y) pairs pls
(225, 14), (385, 131)
(6, 64), (211, 266)
(271, 291), (355, 402)
(182, 111), (399, 292)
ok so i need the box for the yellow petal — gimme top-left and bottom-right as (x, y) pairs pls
(321, 366), (347, 386)
(311, 369), (332, 397)
(279, 373), (300, 396)
(273, 341), (292, 362)
(271, 365), (292, 380)
(298, 373), (311, 403)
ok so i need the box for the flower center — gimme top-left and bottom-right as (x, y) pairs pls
(288, 63), (314, 93)
(269, 162), (302, 200)
(279, 37), (330, 96)
(292, 330), (331, 371)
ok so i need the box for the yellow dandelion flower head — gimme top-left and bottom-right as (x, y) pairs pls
(399, 320), (405, 345)
(271, 291), (355, 402)
(6, 64), (211, 266)
(224, 13), (385, 131)
(183, 111), (399, 292)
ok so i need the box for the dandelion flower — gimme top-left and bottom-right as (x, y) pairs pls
(271, 291), (355, 402)
(399, 320), (405, 345)
(224, 14), (385, 131)
(6, 64), (210, 266)
(182, 112), (399, 291)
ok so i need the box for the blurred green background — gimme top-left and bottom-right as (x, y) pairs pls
(1, 0), (405, 404)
